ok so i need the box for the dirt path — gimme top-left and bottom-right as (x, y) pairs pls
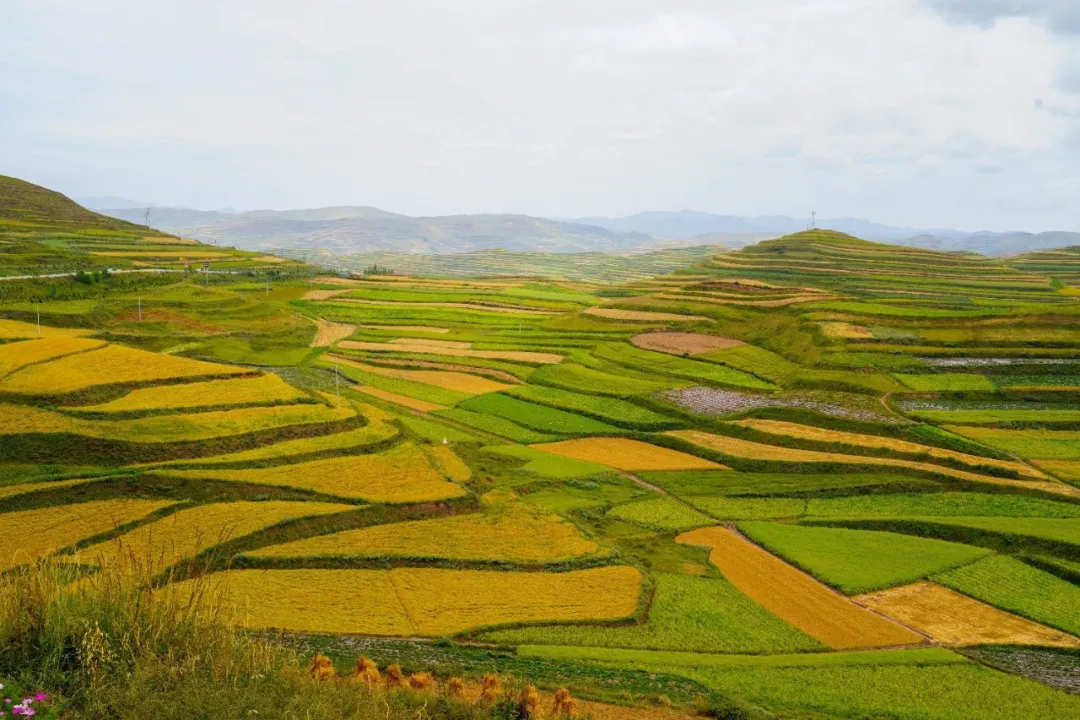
(311, 318), (357, 347)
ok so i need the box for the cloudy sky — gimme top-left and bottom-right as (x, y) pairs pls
(3, 0), (1079, 231)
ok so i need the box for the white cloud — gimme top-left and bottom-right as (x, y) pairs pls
(0, 0), (1078, 230)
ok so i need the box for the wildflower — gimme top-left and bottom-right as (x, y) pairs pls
(32, 697), (43, 703)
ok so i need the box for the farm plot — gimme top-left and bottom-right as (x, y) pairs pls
(0, 402), (355, 444)
(422, 445), (472, 482)
(329, 356), (469, 406)
(76, 374), (308, 413)
(351, 386), (448, 411)
(737, 522), (992, 594)
(1037, 460), (1080, 482)
(0, 337), (106, 377)
(676, 526), (924, 649)
(658, 386), (890, 422)
(339, 340), (563, 364)
(0, 499), (175, 572)
(158, 443), (465, 502)
(505, 385), (680, 429)
(607, 497), (714, 531)
(935, 556), (1080, 637)
(595, 344), (775, 390)
(630, 332), (743, 355)
(480, 571), (823, 653)
(482, 445), (613, 478)
(856, 581), (1080, 648)
(433, 408), (559, 443)
(76, 501), (353, 571)
(0, 318), (94, 340)
(893, 374), (997, 392)
(0, 476), (105, 501)
(328, 356), (509, 395)
(729, 419), (1046, 479)
(247, 502), (600, 563)
(528, 363), (678, 396)
(942, 426), (1080, 460)
(310, 318), (356, 347)
(880, 516), (1080, 547)
(583, 308), (712, 323)
(177, 566), (642, 636)
(686, 497), (807, 520)
(531, 438), (723, 472)
(803, 492), (1080, 520)
(458, 394), (620, 435)
(0, 343), (250, 395)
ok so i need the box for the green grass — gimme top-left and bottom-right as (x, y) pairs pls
(432, 408), (559, 443)
(894, 374), (998, 392)
(738, 522), (992, 594)
(396, 415), (480, 443)
(481, 445), (614, 478)
(522, 477), (649, 513)
(637, 470), (935, 497)
(328, 362), (470, 406)
(606, 497), (713, 531)
(528, 363), (677, 396)
(943, 427), (1080, 459)
(907, 409), (1080, 424)
(457, 394), (621, 435)
(479, 572), (823, 653)
(935, 555), (1080, 636)
(503, 385), (679, 430)
(686, 496), (806, 520)
(593, 343), (776, 390)
(804, 492), (1080, 519)
(895, 516), (1080, 547)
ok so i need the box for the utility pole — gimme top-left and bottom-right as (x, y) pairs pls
(811, 210), (817, 229)
(36, 307), (41, 337)
(144, 207), (151, 227)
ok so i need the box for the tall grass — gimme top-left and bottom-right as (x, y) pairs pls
(0, 559), (489, 719)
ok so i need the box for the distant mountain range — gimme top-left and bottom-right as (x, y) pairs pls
(80, 199), (1079, 257)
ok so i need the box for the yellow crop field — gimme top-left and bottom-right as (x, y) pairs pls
(1037, 460), (1080, 482)
(630, 332), (743, 356)
(89, 251), (233, 258)
(390, 565), (642, 635)
(0, 402), (354, 443)
(336, 298), (558, 315)
(856, 582), (1080, 648)
(78, 374), (308, 413)
(583, 308), (712, 322)
(0, 499), (175, 572)
(339, 341), (562, 364)
(357, 324), (450, 334)
(530, 438), (725, 472)
(0, 477), (104, 501)
(666, 430), (1079, 497)
(0, 344), (250, 394)
(390, 338), (473, 350)
(332, 357), (509, 395)
(311, 318), (356, 347)
(77, 500), (353, 571)
(818, 322), (872, 339)
(423, 445), (473, 482)
(0, 337), (106, 377)
(677, 526), (923, 650)
(247, 502), (599, 562)
(352, 385), (448, 411)
(160, 442), (465, 502)
(172, 565), (640, 636)
(730, 419), (1046, 479)
(0, 319), (94, 340)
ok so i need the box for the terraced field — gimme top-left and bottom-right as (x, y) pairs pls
(6, 222), (1080, 719)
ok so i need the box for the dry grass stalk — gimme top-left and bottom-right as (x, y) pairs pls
(353, 657), (381, 686)
(408, 671), (435, 692)
(520, 684), (544, 719)
(385, 663), (405, 689)
(308, 653), (336, 681)
(445, 676), (465, 698)
(479, 673), (503, 703)
(552, 688), (576, 717)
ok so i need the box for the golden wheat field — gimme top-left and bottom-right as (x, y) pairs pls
(0, 499), (176, 572)
(78, 373), (309, 413)
(856, 582), (1080, 648)
(0, 337), (106, 377)
(0, 318), (94, 340)
(160, 442), (465, 502)
(351, 385), (449, 411)
(582, 308), (711, 322)
(339, 341), (563, 364)
(817, 322), (873, 339)
(0, 477), (105, 501)
(666, 430), (1078, 496)
(677, 526), (924, 650)
(175, 565), (641, 635)
(76, 501), (354, 571)
(730, 419), (1046, 479)
(423, 445), (473, 482)
(0, 402), (354, 443)
(530, 438), (726, 472)
(331, 356), (510, 395)
(1036, 460), (1080, 482)
(0, 343), (250, 394)
(246, 502), (600, 563)
(390, 338), (473, 350)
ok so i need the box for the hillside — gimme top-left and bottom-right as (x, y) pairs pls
(1009, 246), (1080, 288)
(0, 174), (148, 233)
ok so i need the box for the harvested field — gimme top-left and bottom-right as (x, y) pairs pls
(530, 438), (725, 471)
(311, 318), (356, 346)
(390, 338), (472, 350)
(339, 341), (563, 364)
(667, 430), (1078, 495)
(659, 387), (887, 422)
(0, 499), (175, 572)
(856, 581), (1080, 648)
(818, 322), (873, 340)
(351, 385), (448, 411)
(176, 565), (641, 635)
(0, 337), (106, 377)
(676, 526), (924, 650)
(78, 374), (308, 413)
(247, 503), (599, 563)
(730, 419), (1046, 479)
(356, 324), (450, 333)
(630, 332), (743, 356)
(302, 288), (350, 301)
(333, 298), (558, 315)
(583, 308), (712, 322)
(363, 357), (521, 383)
(328, 356), (509, 395)
(159, 443), (465, 502)
(0, 319), (94, 340)
(0, 344), (250, 395)
(77, 501), (353, 571)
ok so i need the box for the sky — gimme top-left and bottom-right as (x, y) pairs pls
(2, 0), (1079, 232)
